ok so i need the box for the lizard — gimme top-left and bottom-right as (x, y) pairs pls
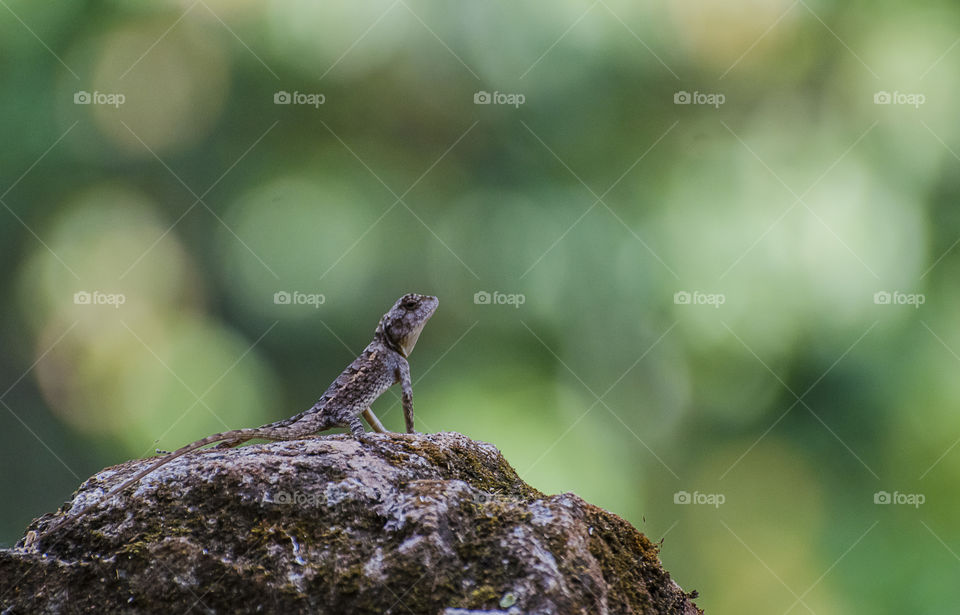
(42, 292), (438, 536)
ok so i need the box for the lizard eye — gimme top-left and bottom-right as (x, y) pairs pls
(402, 298), (419, 310)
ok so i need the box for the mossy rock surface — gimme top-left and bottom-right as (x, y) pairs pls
(1, 432), (701, 614)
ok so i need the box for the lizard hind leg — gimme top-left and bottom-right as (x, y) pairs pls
(213, 437), (252, 450)
(157, 438), (246, 455)
(362, 408), (388, 433)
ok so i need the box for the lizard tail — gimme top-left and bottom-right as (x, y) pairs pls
(103, 428), (254, 500)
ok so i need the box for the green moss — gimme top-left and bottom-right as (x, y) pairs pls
(582, 502), (669, 613)
(399, 437), (543, 500)
(457, 585), (499, 608)
(116, 525), (191, 557)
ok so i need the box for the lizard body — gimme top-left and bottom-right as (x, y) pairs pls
(48, 293), (438, 531)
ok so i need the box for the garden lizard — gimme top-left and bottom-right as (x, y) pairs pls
(45, 292), (438, 534)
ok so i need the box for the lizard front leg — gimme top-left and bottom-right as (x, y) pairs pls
(348, 416), (366, 437)
(397, 358), (415, 433)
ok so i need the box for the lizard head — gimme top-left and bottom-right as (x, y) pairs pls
(376, 293), (439, 357)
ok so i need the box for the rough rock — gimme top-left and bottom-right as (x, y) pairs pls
(1, 432), (701, 614)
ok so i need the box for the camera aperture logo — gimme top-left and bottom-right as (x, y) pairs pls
(74, 290), (125, 308)
(474, 90), (525, 108)
(269, 490), (324, 507)
(274, 90), (325, 108)
(474, 290), (525, 308)
(874, 490), (924, 508)
(274, 290), (325, 308)
(873, 291), (924, 308)
(472, 491), (525, 506)
(674, 490), (725, 508)
(674, 290), (725, 308)
(873, 91), (925, 109)
(74, 91), (125, 108)
(674, 90), (725, 108)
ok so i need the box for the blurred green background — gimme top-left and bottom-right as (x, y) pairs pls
(2, 1), (959, 612)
